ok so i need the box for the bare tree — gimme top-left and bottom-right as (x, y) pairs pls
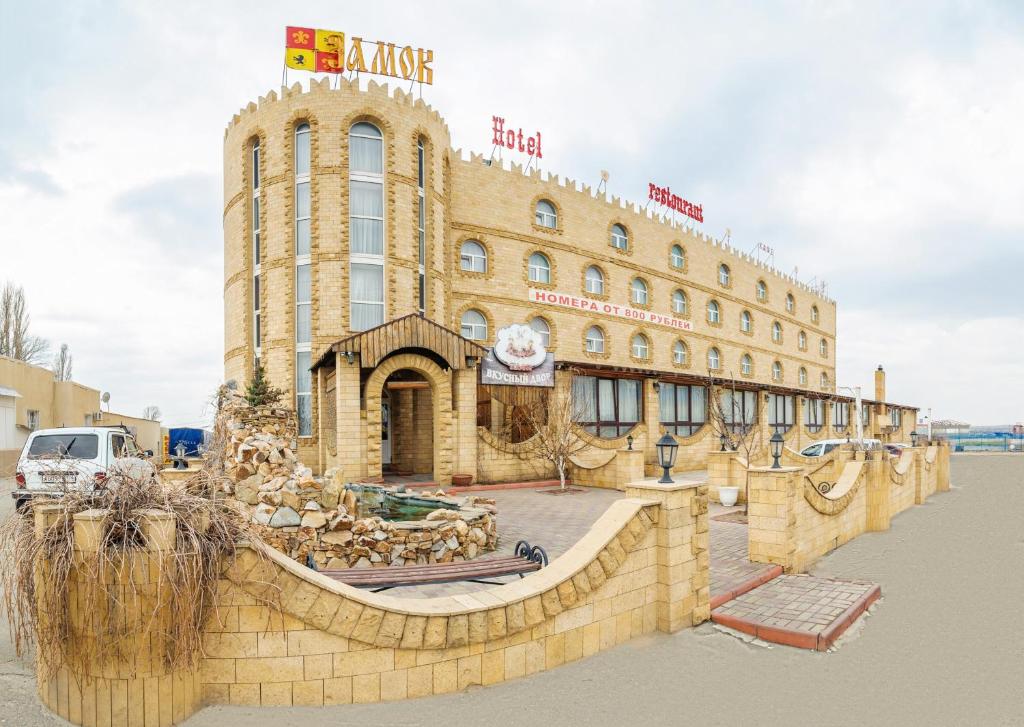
(706, 372), (763, 514)
(0, 282), (49, 364)
(52, 343), (73, 381)
(142, 405), (162, 421)
(494, 370), (594, 491)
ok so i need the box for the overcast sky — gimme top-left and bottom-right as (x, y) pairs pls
(1, 1), (1022, 427)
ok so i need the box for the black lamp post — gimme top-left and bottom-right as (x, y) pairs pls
(910, 430), (919, 447)
(770, 430), (784, 469)
(626, 434), (634, 451)
(719, 432), (728, 452)
(656, 432), (679, 483)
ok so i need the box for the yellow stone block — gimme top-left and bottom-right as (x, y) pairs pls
(304, 653), (333, 680)
(352, 673), (381, 704)
(504, 643), (526, 680)
(406, 664), (434, 699)
(323, 677), (353, 705)
(481, 649), (505, 685)
(457, 655), (482, 689)
(235, 656), (304, 684)
(228, 683), (260, 706)
(432, 659), (458, 695)
(259, 682), (292, 706)
(380, 669), (408, 701)
(292, 679), (324, 706)
(544, 633), (565, 668)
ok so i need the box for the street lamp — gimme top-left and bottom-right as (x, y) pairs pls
(910, 430), (919, 447)
(626, 434), (634, 451)
(719, 432), (728, 452)
(656, 432), (679, 483)
(770, 430), (784, 469)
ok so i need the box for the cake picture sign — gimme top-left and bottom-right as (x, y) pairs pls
(481, 324), (554, 387)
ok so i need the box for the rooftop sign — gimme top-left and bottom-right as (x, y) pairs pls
(648, 182), (703, 224)
(284, 27), (434, 84)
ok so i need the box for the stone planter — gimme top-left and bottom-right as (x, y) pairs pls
(719, 486), (740, 507)
(451, 473), (474, 487)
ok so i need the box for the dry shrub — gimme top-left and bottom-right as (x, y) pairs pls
(0, 465), (275, 680)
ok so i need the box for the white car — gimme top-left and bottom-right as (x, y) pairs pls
(799, 438), (882, 457)
(13, 426), (156, 510)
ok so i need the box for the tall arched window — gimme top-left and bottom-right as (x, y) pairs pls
(798, 330), (807, 349)
(631, 333), (649, 359)
(528, 252), (551, 283)
(786, 293), (795, 313)
(672, 290), (688, 315)
(349, 122), (384, 331)
(811, 305), (820, 323)
(673, 340), (687, 365)
(708, 347), (721, 371)
(670, 244), (685, 268)
(529, 317), (550, 348)
(460, 240), (487, 272)
(707, 300), (720, 324)
(772, 361), (783, 381)
(820, 372), (829, 389)
(585, 326), (605, 353)
(819, 338), (828, 357)
(610, 224), (628, 250)
(460, 309), (487, 340)
(631, 277), (648, 305)
(294, 123), (312, 436)
(416, 137), (427, 313)
(756, 280), (767, 301)
(799, 367), (808, 386)
(535, 200), (557, 228)
(741, 354), (753, 376)
(772, 321), (782, 342)
(740, 310), (752, 332)
(585, 265), (604, 295)
(718, 264), (731, 287)
(251, 139), (261, 358)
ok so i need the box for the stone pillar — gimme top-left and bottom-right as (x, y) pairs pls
(863, 449), (891, 531)
(747, 466), (801, 572)
(394, 388), (415, 474)
(912, 447), (925, 504)
(935, 442), (951, 493)
(614, 449), (644, 486)
(35, 507), (201, 727)
(623, 480), (710, 632)
(335, 351), (363, 481)
(315, 367), (324, 474)
(452, 368), (479, 483)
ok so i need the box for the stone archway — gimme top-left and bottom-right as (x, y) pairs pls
(364, 352), (454, 486)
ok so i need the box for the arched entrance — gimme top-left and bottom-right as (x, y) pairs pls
(364, 352), (453, 485)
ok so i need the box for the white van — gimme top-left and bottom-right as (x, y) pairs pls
(799, 438), (881, 457)
(13, 426), (156, 510)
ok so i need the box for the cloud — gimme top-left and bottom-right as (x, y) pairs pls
(113, 173), (220, 252)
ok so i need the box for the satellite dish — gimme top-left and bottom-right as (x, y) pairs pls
(101, 392), (110, 403)
(600, 170), (609, 182)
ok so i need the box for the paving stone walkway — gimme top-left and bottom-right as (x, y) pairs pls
(709, 510), (781, 607)
(711, 574), (881, 650)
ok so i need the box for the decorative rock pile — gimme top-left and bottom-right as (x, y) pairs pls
(215, 390), (498, 568)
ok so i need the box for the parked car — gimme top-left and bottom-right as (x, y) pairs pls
(13, 426), (156, 511)
(884, 443), (909, 457)
(800, 438), (882, 457)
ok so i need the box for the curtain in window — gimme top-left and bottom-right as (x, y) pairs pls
(659, 384), (675, 423)
(618, 380), (639, 423)
(351, 263), (384, 330)
(350, 181), (384, 255)
(572, 376), (597, 424)
(296, 134), (311, 176)
(351, 136), (383, 174)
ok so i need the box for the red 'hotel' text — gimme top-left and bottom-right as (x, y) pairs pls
(528, 289), (694, 332)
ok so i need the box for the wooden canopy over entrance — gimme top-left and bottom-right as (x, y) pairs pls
(312, 314), (487, 371)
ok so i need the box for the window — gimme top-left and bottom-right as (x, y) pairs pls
(631, 277), (648, 306)
(862, 405), (871, 425)
(720, 389), (757, 433)
(460, 240), (486, 272)
(820, 372), (829, 389)
(768, 394), (795, 433)
(772, 361), (782, 381)
(529, 317), (550, 348)
(804, 398), (824, 432)
(741, 354), (752, 376)
(819, 338), (828, 357)
(585, 326), (605, 353)
(832, 401), (850, 430)
(585, 265), (604, 295)
(295, 123), (312, 436)
(756, 280), (767, 301)
(718, 263), (730, 287)
(251, 140), (261, 355)
(672, 340), (687, 365)
(786, 293), (795, 313)
(460, 309), (487, 340)
(772, 321), (782, 343)
(798, 330), (807, 350)
(707, 300), (720, 324)
(528, 252), (551, 283)
(659, 382), (707, 436)
(27, 409), (39, 431)
(29, 433), (98, 459)
(631, 333), (649, 359)
(349, 122), (384, 330)
(740, 310), (752, 332)
(891, 408), (902, 428)
(708, 347), (721, 370)
(670, 244), (685, 268)
(799, 367), (808, 386)
(672, 290), (688, 315)
(417, 137), (426, 314)
(573, 375), (641, 438)
(811, 305), (820, 323)
(610, 224), (628, 250)
(535, 199), (557, 228)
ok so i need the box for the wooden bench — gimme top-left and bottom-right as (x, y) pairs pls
(308, 540), (548, 592)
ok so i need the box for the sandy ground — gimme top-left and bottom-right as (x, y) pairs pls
(2, 455), (1023, 726)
